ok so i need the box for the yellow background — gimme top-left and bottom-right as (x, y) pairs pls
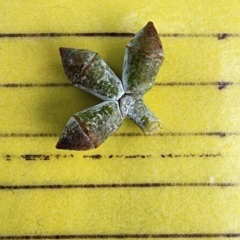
(0, 0), (240, 238)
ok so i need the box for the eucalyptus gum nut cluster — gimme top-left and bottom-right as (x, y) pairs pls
(59, 48), (124, 101)
(56, 101), (122, 150)
(56, 21), (164, 150)
(122, 22), (164, 94)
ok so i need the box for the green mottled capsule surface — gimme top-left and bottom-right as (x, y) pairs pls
(56, 101), (122, 150)
(60, 48), (124, 100)
(122, 22), (164, 94)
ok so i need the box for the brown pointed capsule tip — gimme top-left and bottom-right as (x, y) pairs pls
(59, 47), (68, 57)
(59, 47), (70, 65)
(59, 48), (96, 75)
(128, 21), (163, 57)
(56, 117), (95, 151)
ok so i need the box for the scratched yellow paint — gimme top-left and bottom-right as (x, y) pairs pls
(0, 0), (240, 238)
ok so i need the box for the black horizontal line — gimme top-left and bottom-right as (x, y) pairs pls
(4, 153), (220, 161)
(83, 154), (151, 160)
(159, 153), (221, 158)
(82, 153), (221, 160)
(0, 32), (239, 39)
(155, 81), (239, 86)
(0, 182), (238, 190)
(0, 233), (240, 239)
(0, 81), (239, 89)
(0, 32), (135, 38)
(0, 133), (59, 137)
(6, 154), (74, 161)
(0, 132), (239, 138)
(114, 132), (240, 137)
(0, 83), (71, 88)
(155, 81), (239, 90)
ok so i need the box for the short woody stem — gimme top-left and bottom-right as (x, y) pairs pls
(129, 99), (162, 135)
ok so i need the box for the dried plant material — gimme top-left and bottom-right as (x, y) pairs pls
(56, 22), (164, 150)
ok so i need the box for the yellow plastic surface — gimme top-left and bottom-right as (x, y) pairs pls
(0, 0), (240, 238)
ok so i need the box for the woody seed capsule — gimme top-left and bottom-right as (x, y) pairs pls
(59, 48), (124, 101)
(122, 22), (164, 94)
(56, 101), (122, 150)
